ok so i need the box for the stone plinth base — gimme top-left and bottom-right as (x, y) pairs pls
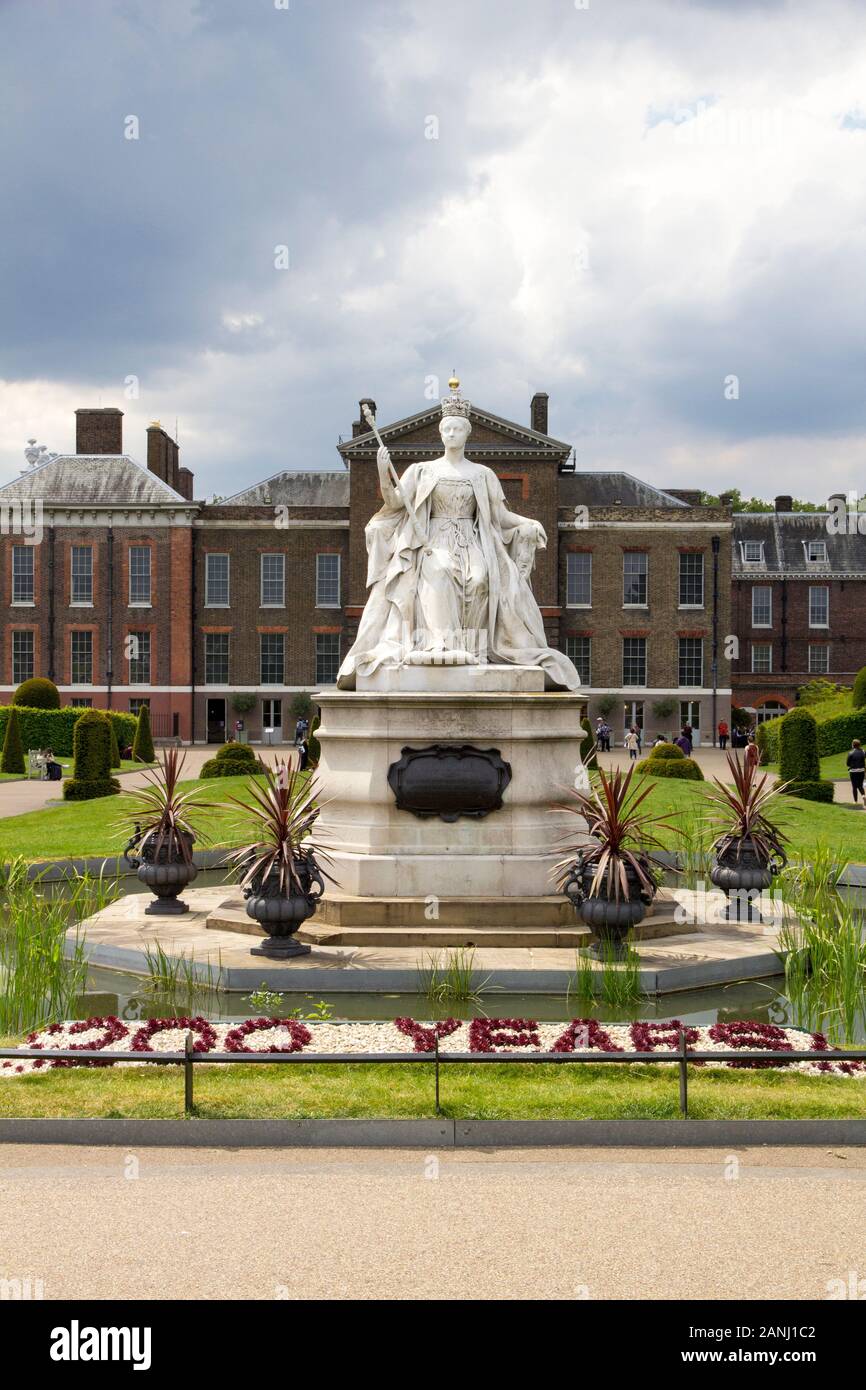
(312, 678), (588, 901)
(357, 663), (545, 693)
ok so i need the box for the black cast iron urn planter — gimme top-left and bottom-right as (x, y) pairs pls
(562, 851), (657, 959)
(124, 826), (198, 916)
(710, 836), (785, 923)
(244, 855), (325, 959)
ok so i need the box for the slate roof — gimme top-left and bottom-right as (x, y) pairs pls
(558, 471), (688, 509)
(732, 511), (866, 576)
(224, 471), (350, 507)
(0, 454), (186, 506)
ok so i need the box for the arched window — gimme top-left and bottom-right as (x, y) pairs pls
(755, 700), (788, 724)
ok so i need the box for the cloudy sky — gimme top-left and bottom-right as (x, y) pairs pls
(1, 0), (865, 500)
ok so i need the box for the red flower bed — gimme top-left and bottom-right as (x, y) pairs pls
(131, 1016), (218, 1054)
(224, 1018), (312, 1054)
(394, 1018), (461, 1053)
(469, 1018), (541, 1052)
(551, 1019), (623, 1053)
(1, 1016), (130, 1072)
(630, 1021), (700, 1053)
(707, 1020), (793, 1068)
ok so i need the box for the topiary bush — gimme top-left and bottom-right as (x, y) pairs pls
(199, 741), (264, 778)
(648, 743), (685, 761)
(852, 666), (866, 711)
(132, 704), (155, 764)
(783, 780), (835, 804)
(105, 714), (121, 769)
(289, 691), (314, 721)
(307, 712), (321, 766)
(1, 706), (25, 775)
(63, 710), (120, 801)
(778, 707), (833, 802)
(13, 677), (60, 710)
(637, 755), (704, 781)
(0, 706), (136, 759)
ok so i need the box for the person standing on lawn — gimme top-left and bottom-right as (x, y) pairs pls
(718, 719), (729, 750)
(847, 739), (866, 805)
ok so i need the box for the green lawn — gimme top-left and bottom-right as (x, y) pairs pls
(764, 750), (855, 781)
(0, 758), (152, 784)
(0, 1057), (863, 1120)
(0, 774), (257, 862)
(631, 775), (866, 863)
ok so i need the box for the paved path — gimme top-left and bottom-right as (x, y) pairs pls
(0, 1144), (863, 1300)
(0, 745), (301, 821)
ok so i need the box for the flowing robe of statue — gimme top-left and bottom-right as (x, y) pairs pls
(337, 455), (581, 692)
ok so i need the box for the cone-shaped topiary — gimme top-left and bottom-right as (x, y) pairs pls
(132, 703), (155, 763)
(1, 705), (26, 775)
(778, 706), (834, 802)
(63, 710), (120, 800)
(13, 677), (60, 710)
(105, 714), (121, 768)
(853, 666), (866, 711)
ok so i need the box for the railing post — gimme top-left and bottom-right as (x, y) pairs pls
(434, 1033), (441, 1116)
(678, 1029), (688, 1118)
(184, 1031), (194, 1116)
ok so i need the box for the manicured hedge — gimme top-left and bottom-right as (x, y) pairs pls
(648, 743), (685, 760)
(0, 705), (137, 760)
(132, 704), (155, 764)
(200, 741), (264, 779)
(637, 755), (704, 781)
(1, 707), (25, 775)
(852, 666), (866, 711)
(778, 708), (833, 803)
(63, 710), (120, 801)
(12, 677), (60, 710)
(759, 707), (866, 763)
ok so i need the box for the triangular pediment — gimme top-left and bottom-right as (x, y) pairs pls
(338, 403), (571, 463)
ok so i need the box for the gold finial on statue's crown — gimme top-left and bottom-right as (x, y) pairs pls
(441, 372), (471, 419)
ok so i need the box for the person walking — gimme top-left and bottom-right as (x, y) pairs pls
(847, 739), (866, 805)
(678, 725), (693, 757)
(745, 734), (760, 774)
(718, 719), (729, 751)
(624, 727), (640, 761)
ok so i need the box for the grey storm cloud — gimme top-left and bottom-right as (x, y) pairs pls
(1, 0), (865, 500)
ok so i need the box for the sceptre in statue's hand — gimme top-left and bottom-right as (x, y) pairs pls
(362, 402), (431, 556)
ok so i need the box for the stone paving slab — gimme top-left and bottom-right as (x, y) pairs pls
(71, 885), (792, 994)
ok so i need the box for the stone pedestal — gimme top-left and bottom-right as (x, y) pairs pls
(314, 666), (588, 908)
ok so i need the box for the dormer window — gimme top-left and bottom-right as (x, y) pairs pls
(741, 541), (764, 564)
(805, 540), (828, 564)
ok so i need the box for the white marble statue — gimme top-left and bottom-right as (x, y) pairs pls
(337, 379), (581, 691)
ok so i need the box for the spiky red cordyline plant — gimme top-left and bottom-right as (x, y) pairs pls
(117, 747), (216, 866)
(553, 764), (682, 902)
(704, 751), (791, 865)
(221, 758), (333, 896)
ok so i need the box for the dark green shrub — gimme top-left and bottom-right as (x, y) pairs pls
(755, 722), (770, 765)
(215, 742), (257, 765)
(596, 693), (618, 718)
(63, 710), (120, 801)
(853, 666), (866, 710)
(637, 756), (704, 781)
(731, 704), (752, 731)
(1, 706), (25, 775)
(651, 697), (678, 721)
(13, 677), (60, 710)
(105, 714), (121, 769)
(649, 743), (685, 761)
(230, 692), (257, 715)
(132, 704), (155, 763)
(579, 716), (597, 769)
(0, 706), (136, 759)
(307, 712), (321, 766)
(784, 780), (835, 804)
(779, 707), (821, 786)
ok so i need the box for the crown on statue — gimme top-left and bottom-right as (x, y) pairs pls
(440, 374), (471, 419)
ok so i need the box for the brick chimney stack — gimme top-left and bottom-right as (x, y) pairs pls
(75, 408), (123, 455)
(352, 398), (377, 439)
(530, 392), (549, 435)
(775, 495), (793, 513)
(146, 421), (182, 490)
(177, 466), (195, 500)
